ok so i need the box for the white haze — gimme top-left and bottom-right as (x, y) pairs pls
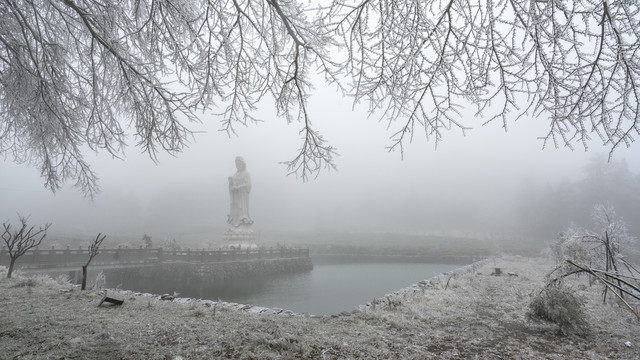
(1, 82), (639, 244)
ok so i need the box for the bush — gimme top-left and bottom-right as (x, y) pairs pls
(11, 278), (37, 288)
(547, 204), (636, 271)
(527, 284), (590, 336)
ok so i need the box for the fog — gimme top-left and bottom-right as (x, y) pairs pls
(2, 83), (639, 246)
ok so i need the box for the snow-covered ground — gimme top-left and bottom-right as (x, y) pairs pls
(1, 255), (638, 359)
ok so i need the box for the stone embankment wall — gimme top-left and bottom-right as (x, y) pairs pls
(104, 257), (313, 288)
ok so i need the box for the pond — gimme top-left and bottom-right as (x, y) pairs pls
(120, 261), (462, 315)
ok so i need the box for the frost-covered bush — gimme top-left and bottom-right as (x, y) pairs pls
(547, 227), (590, 265)
(10, 273), (72, 289)
(55, 274), (70, 285)
(11, 278), (37, 288)
(540, 204), (640, 319)
(527, 284), (589, 336)
(93, 271), (106, 290)
(587, 204), (636, 266)
(547, 204), (636, 270)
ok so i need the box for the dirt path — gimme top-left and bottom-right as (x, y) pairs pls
(1, 256), (638, 359)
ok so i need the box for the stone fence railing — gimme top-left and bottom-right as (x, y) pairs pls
(0, 246), (310, 269)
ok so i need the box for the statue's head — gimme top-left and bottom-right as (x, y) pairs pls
(235, 156), (246, 171)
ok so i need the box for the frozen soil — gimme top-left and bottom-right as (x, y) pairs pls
(1, 255), (638, 359)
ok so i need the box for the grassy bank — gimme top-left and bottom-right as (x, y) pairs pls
(1, 255), (638, 359)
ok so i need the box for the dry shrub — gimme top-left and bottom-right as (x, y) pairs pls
(191, 308), (206, 318)
(92, 271), (106, 290)
(11, 278), (37, 288)
(384, 296), (402, 310)
(55, 274), (71, 285)
(188, 302), (206, 317)
(527, 284), (589, 336)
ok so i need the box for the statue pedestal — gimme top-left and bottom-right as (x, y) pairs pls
(223, 224), (257, 249)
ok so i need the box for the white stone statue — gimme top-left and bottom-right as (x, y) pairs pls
(223, 156), (256, 245)
(227, 156), (253, 227)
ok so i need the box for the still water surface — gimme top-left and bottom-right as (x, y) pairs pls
(138, 262), (461, 315)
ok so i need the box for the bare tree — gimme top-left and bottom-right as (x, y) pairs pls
(1, 1), (638, 195)
(1, 215), (51, 278)
(550, 204), (637, 272)
(82, 233), (106, 290)
(544, 204), (640, 319)
(580, 204), (639, 302)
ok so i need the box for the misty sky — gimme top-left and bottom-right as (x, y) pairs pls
(1, 81), (639, 243)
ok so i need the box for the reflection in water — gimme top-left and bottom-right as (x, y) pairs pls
(118, 263), (461, 315)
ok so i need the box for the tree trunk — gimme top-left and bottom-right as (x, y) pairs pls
(81, 265), (88, 290)
(7, 258), (16, 278)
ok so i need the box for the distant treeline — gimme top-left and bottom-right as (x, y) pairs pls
(514, 156), (640, 238)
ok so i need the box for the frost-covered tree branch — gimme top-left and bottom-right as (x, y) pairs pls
(196, 0), (338, 179)
(1, 0), (639, 194)
(1, 0), (199, 196)
(327, 0), (640, 155)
